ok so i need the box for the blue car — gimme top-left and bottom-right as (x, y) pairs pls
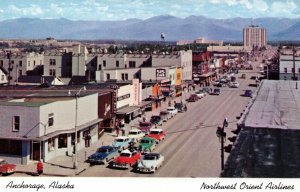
(87, 146), (119, 165)
(111, 136), (132, 151)
(244, 90), (253, 97)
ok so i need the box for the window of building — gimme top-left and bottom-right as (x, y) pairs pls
(48, 138), (55, 152)
(50, 69), (56, 76)
(0, 139), (22, 155)
(19, 61), (22, 67)
(48, 113), (54, 127)
(292, 68), (295, 73)
(103, 60), (106, 67)
(58, 134), (67, 148)
(11, 60), (14, 64)
(125, 64), (127, 68)
(121, 73), (125, 80)
(284, 76), (287, 80)
(33, 60), (36, 66)
(116, 60), (119, 68)
(284, 68), (287, 73)
(98, 65), (102, 70)
(106, 73), (110, 80)
(28, 61), (30, 67)
(12, 116), (20, 132)
(1, 75), (4, 81)
(125, 73), (128, 80)
(40, 60), (42, 65)
(129, 61), (136, 68)
(50, 59), (56, 66)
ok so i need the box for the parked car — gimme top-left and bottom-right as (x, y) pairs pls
(159, 110), (171, 121)
(87, 146), (119, 165)
(137, 153), (165, 173)
(0, 159), (16, 175)
(175, 102), (187, 112)
(112, 149), (141, 169)
(139, 122), (154, 134)
(244, 90), (253, 97)
(139, 137), (157, 153)
(150, 115), (163, 126)
(128, 129), (145, 142)
(202, 87), (210, 93)
(167, 106), (178, 117)
(210, 88), (221, 95)
(228, 81), (240, 88)
(195, 90), (206, 98)
(111, 136), (132, 151)
(147, 128), (166, 143)
(186, 94), (199, 102)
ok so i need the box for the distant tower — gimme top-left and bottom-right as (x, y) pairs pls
(243, 25), (267, 49)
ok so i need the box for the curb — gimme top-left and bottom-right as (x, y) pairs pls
(16, 170), (71, 177)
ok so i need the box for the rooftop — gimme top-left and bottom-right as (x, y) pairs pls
(245, 80), (300, 130)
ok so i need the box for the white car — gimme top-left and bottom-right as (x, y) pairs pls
(167, 106), (178, 117)
(127, 129), (145, 142)
(195, 90), (206, 98)
(228, 81), (239, 88)
(137, 153), (164, 173)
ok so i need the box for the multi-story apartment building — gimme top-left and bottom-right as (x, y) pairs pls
(243, 25), (267, 48)
(44, 51), (72, 78)
(0, 52), (44, 84)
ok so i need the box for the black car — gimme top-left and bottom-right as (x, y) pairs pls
(150, 115), (163, 126)
(174, 102), (184, 112)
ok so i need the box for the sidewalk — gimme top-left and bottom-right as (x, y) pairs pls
(15, 87), (198, 177)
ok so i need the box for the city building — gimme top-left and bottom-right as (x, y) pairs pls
(243, 25), (267, 49)
(0, 52), (44, 85)
(223, 80), (300, 177)
(177, 37), (223, 46)
(0, 66), (8, 85)
(279, 48), (300, 80)
(0, 92), (100, 164)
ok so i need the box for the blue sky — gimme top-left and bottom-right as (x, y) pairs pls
(0, 0), (299, 21)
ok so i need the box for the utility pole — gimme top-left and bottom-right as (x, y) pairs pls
(216, 118), (228, 170)
(7, 51), (12, 85)
(293, 47), (296, 81)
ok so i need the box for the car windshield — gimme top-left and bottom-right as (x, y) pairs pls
(150, 131), (160, 134)
(0, 160), (6, 165)
(115, 139), (125, 142)
(167, 108), (174, 111)
(129, 132), (138, 135)
(141, 140), (150, 144)
(160, 111), (168, 115)
(97, 148), (108, 153)
(144, 155), (157, 160)
(120, 153), (131, 157)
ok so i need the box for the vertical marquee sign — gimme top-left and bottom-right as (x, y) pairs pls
(110, 85), (119, 114)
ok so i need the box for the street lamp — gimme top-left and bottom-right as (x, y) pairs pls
(73, 86), (87, 169)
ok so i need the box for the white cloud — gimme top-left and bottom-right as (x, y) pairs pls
(50, 3), (64, 15)
(8, 4), (43, 16)
(271, 0), (298, 17)
(253, 0), (268, 12)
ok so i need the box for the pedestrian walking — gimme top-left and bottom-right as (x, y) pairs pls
(36, 160), (43, 176)
(121, 126), (125, 136)
(115, 121), (120, 137)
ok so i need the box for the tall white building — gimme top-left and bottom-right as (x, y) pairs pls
(243, 25), (267, 48)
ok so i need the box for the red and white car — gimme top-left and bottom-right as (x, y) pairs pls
(147, 128), (166, 143)
(112, 149), (141, 169)
(0, 159), (16, 175)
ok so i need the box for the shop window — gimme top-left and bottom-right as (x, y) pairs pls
(12, 116), (20, 132)
(106, 73), (110, 80)
(116, 60), (119, 68)
(58, 134), (67, 148)
(48, 138), (55, 152)
(0, 139), (22, 155)
(103, 60), (106, 67)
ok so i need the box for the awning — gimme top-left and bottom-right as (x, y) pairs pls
(20, 118), (103, 141)
(199, 72), (216, 78)
(139, 101), (152, 108)
(116, 106), (140, 115)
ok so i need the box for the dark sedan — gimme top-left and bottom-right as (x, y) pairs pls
(87, 146), (119, 165)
